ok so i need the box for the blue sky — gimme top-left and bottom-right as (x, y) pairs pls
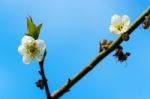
(0, 0), (150, 99)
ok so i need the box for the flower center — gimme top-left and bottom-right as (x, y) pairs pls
(115, 23), (123, 31)
(26, 42), (40, 58)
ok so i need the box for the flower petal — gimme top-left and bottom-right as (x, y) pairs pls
(111, 15), (122, 25)
(35, 39), (46, 50)
(122, 15), (130, 27)
(109, 25), (120, 34)
(23, 55), (32, 64)
(35, 53), (43, 62)
(18, 45), (27, 55)
(122, 26), (128, 33)
(22, 35), (34, 45)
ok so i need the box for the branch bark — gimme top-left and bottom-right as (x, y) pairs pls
(39, 50), (52, 99)
(51, 6), (150, 99)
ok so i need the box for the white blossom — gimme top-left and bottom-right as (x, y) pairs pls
(109, 15), (130, 34)
(18, 35), (46, 64)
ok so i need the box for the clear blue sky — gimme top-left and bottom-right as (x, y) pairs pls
(0, 0), (150, 99)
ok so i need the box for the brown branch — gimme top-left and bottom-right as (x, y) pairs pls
(51, 6), (150, 99)
(39, 50), (52, 99)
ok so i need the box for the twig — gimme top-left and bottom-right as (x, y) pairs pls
(51, 6), (150, 99)
(39, 50), (52, 99)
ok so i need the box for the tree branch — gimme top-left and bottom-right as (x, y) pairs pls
(51, 6), (150, 99)
(39, 50), (52, 99)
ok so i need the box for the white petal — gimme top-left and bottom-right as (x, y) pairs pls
(22, 35), (34, 45)
(111, 15), (122, 25)
(35, 53), (43, 62)
(23, 55), (32, 64)
(109, 25), (120, 34)
(18, 45), (27, 55)
(122, 15), (130, 27)
(35, 39), (46, 50)
(121, 27), (128, 33)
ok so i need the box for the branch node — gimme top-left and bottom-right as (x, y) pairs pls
(68, 78), (71, 84)
(122, 33), (130, 41)
(39, 71), (42, 75)
(99, 42), (103, 53)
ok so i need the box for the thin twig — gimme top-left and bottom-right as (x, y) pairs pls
(51, 6), (150, 99)
(39, 50), (52, 99)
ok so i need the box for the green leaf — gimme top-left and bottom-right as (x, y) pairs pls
(26, 16), (43, 39)
(34, 23), (43, 39)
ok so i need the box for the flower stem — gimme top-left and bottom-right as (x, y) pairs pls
(39, 50), (52, 99)
(51, 6), (150, 99)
